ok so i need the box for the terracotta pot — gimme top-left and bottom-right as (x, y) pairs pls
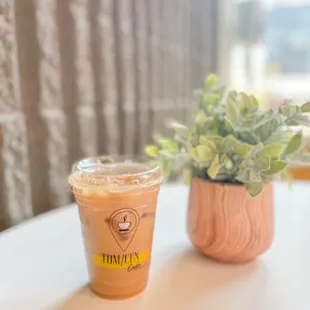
(187, 177), (274, 263)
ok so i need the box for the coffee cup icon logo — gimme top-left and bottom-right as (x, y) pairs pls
(118, 215), (131, 232)
(109, 209), (140, 251)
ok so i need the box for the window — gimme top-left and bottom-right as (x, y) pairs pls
(232, 0), (310, 108)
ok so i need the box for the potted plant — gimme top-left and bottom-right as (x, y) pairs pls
(145, 74), (310, 263)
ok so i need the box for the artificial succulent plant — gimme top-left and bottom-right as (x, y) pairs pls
(145, 74), (310, 197)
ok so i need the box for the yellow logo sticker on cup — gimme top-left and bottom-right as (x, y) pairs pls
(93, 250), (149, 270)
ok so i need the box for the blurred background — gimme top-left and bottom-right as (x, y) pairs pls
(1, 0), (310, 230)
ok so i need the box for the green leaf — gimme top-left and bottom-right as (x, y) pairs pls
(240, 92), (259, 115)
(242, 157), (255, 168)
(229, 90), (238, 100)
(237, 130), (260, 144)
(287, 115), (310, 127)
(204, 94), (220, 104)
(236, 169), (250, 183)
(194, 110), (207, 123)
(153, 134), (178, 150)
(207, 155), (221, 179)
(281, 169), (293, 188)
(199, 136), (217, 151)
(267, 133), (295, 144)
(224, 158), (233, 169)
(264, 160), (288, 176)
(225, 135), (254, 158)
(253, 111), (277, 129)
(189, 148), (200, 161)
(201, 122), (215, 136)
(188, 133), (200, 146)
(226, 91), (239, 125)
(159, 150), (174, 158)
(249, 169), (262, 182)
(196, 145), (214, 162)
(219, 154), (228, 165)
(245, 181), (264, 197)
(145, 145), (159, 157)
(215, 86), (225, 99)
(249, 95), (259, 110)
(255, 156), (271, 171)
(236, 167), (262, 183)
(240, 92), (251, 106)
(286, 119), (299, 126)
(254, 113), (280, 142)
(258, 142), (286, 158)
(279, 100), (292, 116)
(205, 73), (217, 89)
(301, 102), (310, 113)
(156, 138), (178, 151)
(206, 136), (225, 145)
(283, 132), (302, 155)
(167, 121), (189, 136)
(279, 101), (300, 117)
(238, 143), (255, 158)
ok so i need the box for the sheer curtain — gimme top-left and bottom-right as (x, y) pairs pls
(0, 0), (232, 229)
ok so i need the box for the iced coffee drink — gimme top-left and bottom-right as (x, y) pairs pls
(68, 156), (162, 299)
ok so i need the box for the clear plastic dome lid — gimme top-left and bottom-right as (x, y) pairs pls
(68, 155), (163, 191)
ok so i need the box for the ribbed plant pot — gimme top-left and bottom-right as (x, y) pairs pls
(187, 177), (274, 263)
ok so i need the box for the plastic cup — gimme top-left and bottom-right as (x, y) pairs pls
(68, 156), (163, 299)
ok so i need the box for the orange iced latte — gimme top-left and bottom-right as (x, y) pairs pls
(68, 156), (162, 299)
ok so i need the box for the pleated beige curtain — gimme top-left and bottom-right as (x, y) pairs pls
(0, 0), (232, 230)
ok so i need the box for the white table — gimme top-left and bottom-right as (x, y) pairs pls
(1, 182), (310, 310)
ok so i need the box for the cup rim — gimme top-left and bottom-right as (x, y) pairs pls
(68, 155), (163, 189)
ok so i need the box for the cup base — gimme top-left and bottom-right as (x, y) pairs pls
(89, 283), (146, 300)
